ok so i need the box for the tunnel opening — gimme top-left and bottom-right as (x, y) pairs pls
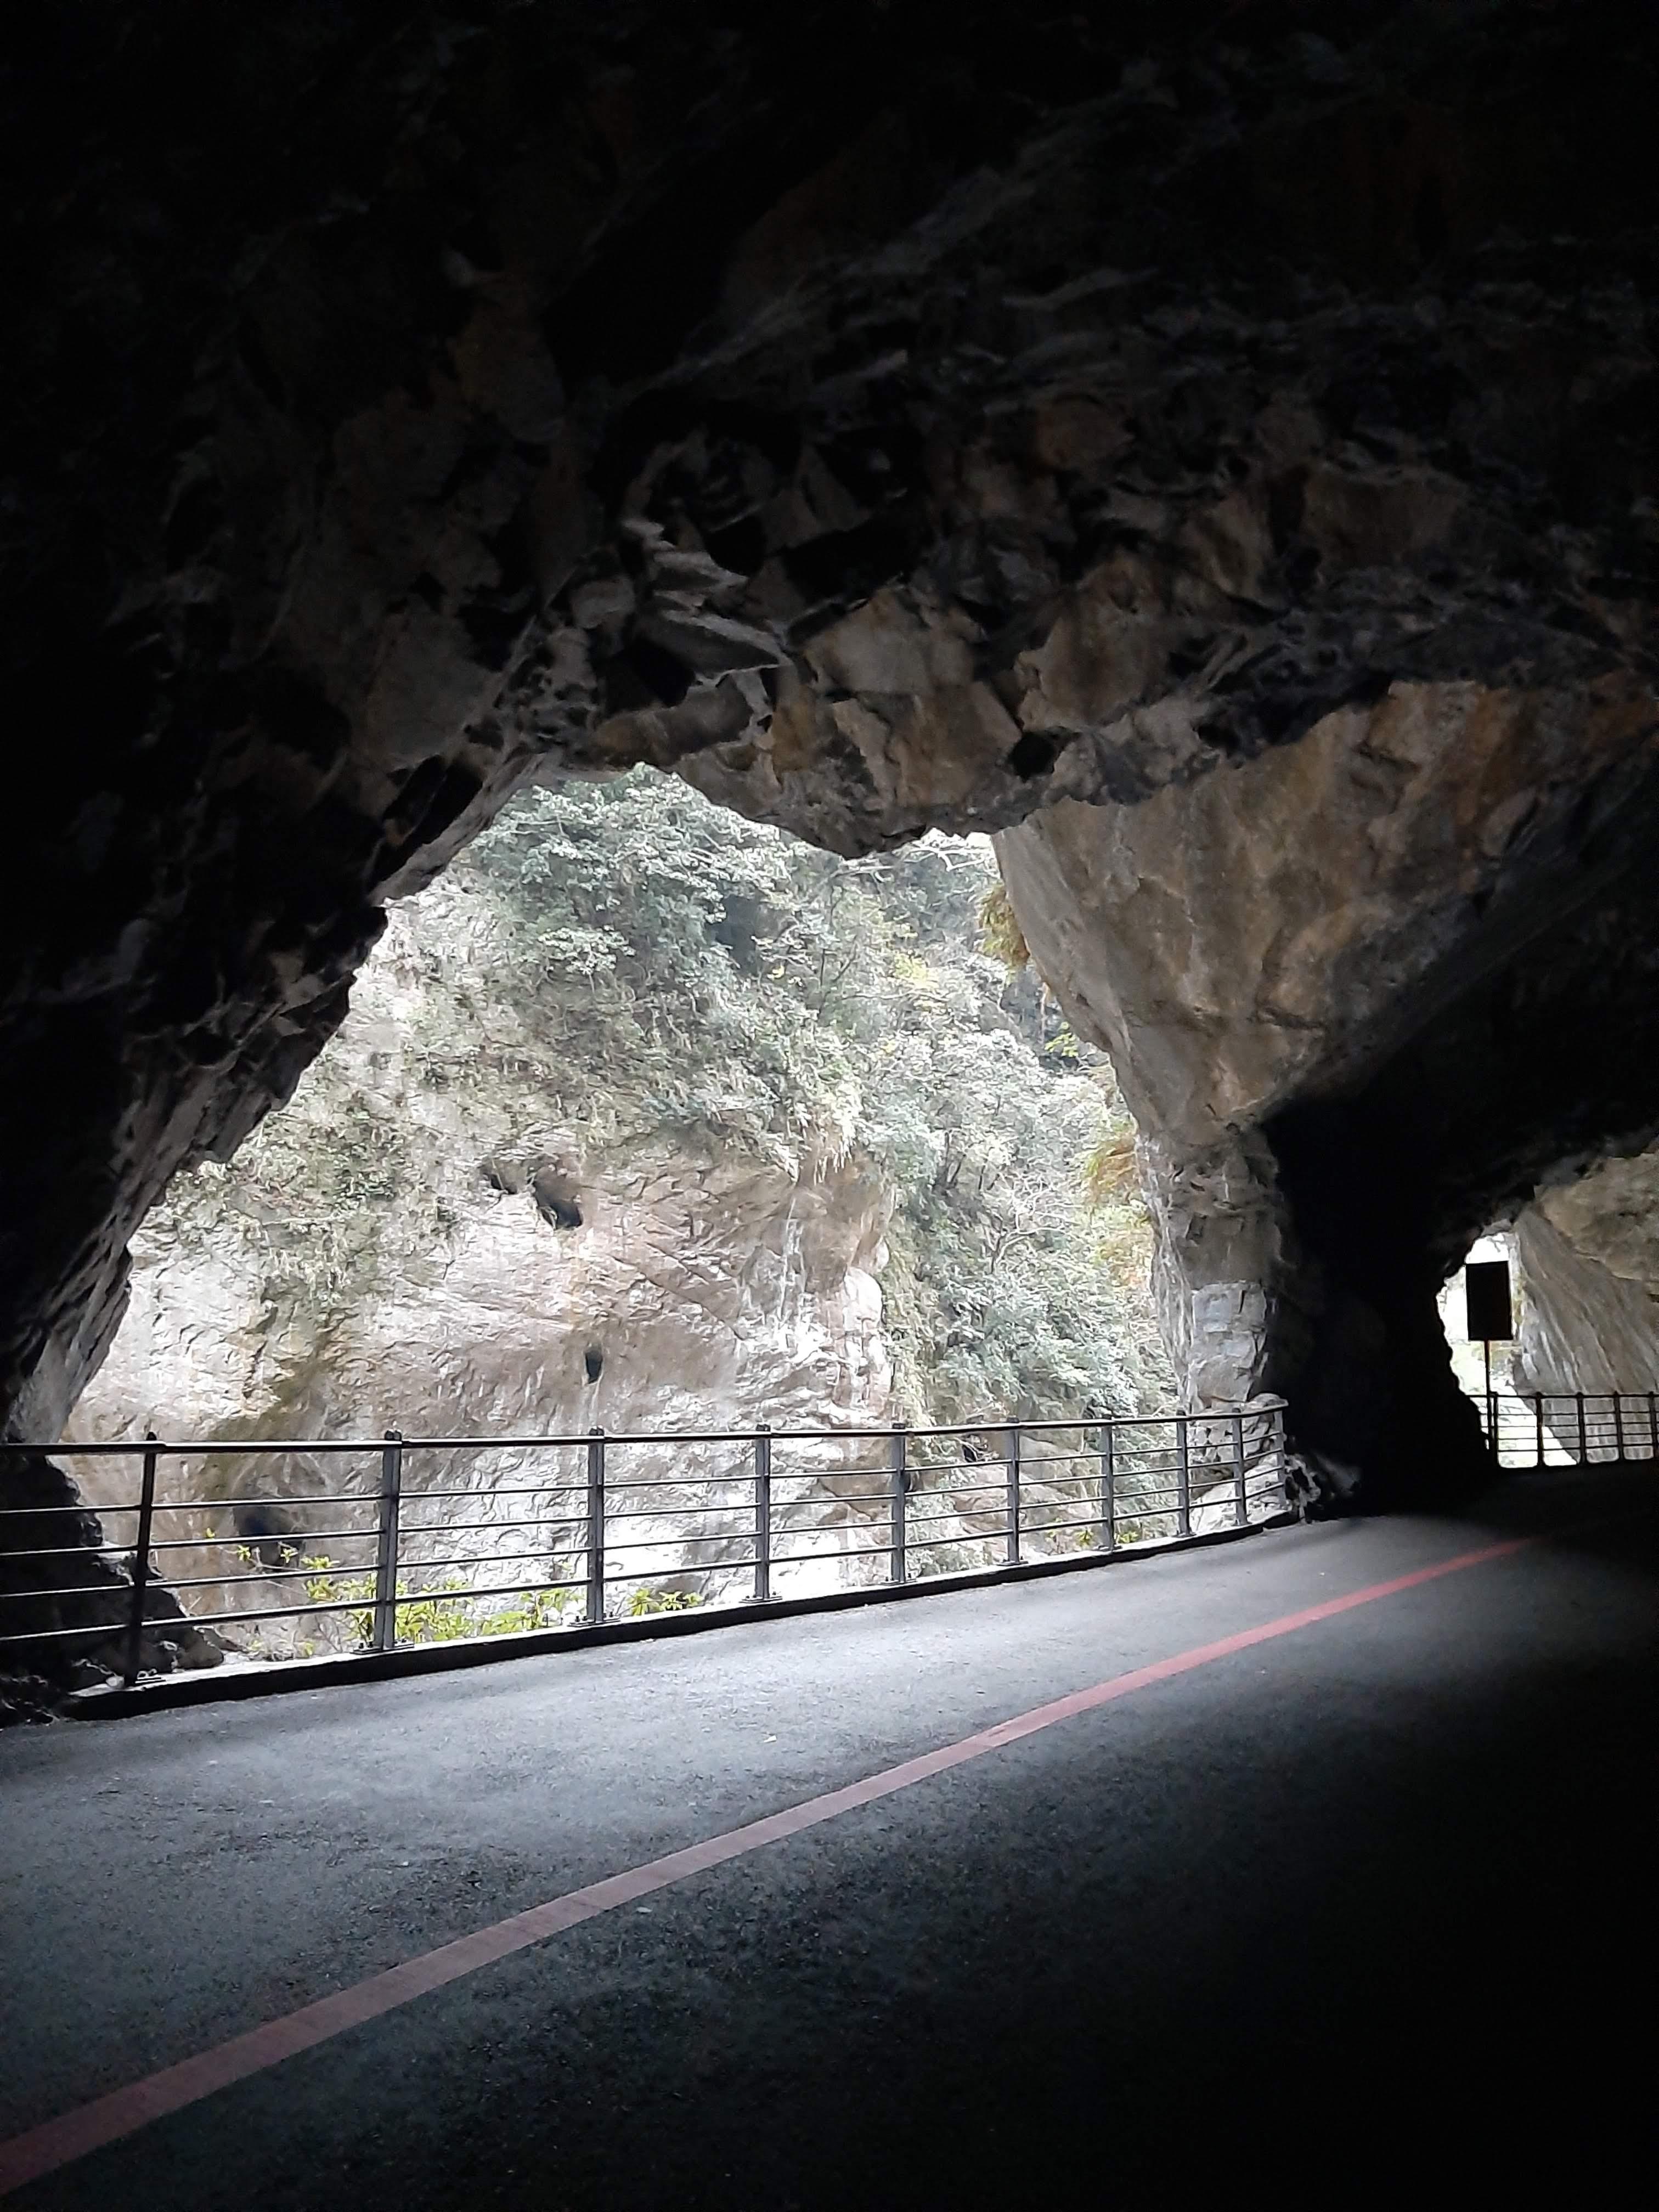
(1258, 797), (1659, 1506)
(41, 769), (1167, 1673)
(5, 0), (1657, 1695)
(7, 18), (1659, 2210)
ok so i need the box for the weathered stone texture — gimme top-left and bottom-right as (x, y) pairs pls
(1512, 1151), (1659, 1398)
(66, 1142), (899, 1638)
(3, 2), (1657, 1517)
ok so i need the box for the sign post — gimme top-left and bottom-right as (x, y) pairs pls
(1463, 1258), (1514, 1462)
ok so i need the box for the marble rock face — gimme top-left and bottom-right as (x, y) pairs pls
(67, 1142), (899, 1642)
(998, 674), (1659, 1500)
(1511, 1149), (1659, 1403)
(3, 2), (1657, 1523)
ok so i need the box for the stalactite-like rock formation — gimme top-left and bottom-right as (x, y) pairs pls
(3, 2), (1656, 1516)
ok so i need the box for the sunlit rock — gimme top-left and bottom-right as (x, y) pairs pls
(3, 1), (1656, 1531)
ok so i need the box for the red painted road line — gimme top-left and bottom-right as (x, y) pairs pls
(0, 1533), (1530, 2196)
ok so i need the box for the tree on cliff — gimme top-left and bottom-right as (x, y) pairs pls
(132, 769), (1166, 1431)
(456, 771), (1166, 1422)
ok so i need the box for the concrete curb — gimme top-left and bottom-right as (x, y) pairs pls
(67, 1515), (1295, 1722)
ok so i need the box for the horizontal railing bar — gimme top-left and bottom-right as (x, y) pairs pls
(123, 1566), (365, 1598)
(902, 1513), (1008, 1531)
(13, 1410), (1277, 1460)
(767, 1509), (894, 1529)
(0, 1542), (140, 1566)
(382, 1483), (584, 1504)
(389, 1577), (583, 1611)
(0, 1496), (381, 1523)
(0, 1621), (133, 1648)
(383, 1533), (758, 1575)
(9, 1442), (392, 1460)
(879, 1491), (1013, 1509)
(595, 1480), (775, 1498)
(136, 1496), (373, 1515)
(769, 1489), (894, 1508)
(0, 1583), (146, 1609)
(571, 1494), (763, 1513)
(0, 1500), (146, 1519)
(0, 1460), (1290, 1521)
(132, 1526), (375, 1554)
(367, 1549), (565, 1578)
(764, 1539), (900, 1566)
(597, 1548), (752, 1566)
(78, 1592), (388, 1633)
(1025, 1514), (1122, 1539)
(393, 1516), (574, 1541)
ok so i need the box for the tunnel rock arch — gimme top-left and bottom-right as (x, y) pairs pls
(997, 677), (1659, 1500)
(2, 2), (1655, 1526)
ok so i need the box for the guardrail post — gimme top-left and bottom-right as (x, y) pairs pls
(1613, 1391), (1626, 1462)
(889, 1424), (909, 1584)
(754, 1425), (771, 1603)
(1535, 1394), (1545, 1471)
(1576, 1392), (1588, 1465)
(1231, 1410), (1246, 1528)
(1176, 1413), (1192, 1537)
(1006, 1422), (1021, 1565)
(1098, 1421), (1116, 1553)
(586, 1428), (605, 1624)
(372, 1429), (403, 1654)
(122, 1433), (160, 1686)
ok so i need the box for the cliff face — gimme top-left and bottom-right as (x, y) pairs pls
(67, 1138), (896, 1641)
(1511, 1150), (1659, 1400)
(997, 670), (1659, 1499)
(3, 2), (1656, 1518)
(53, 782), (1161, 1652)
(63, 877), (898, 1639)
(75, 1144), (892, 1463)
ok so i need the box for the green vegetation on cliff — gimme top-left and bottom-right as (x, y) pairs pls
(457, 771), (1165, 1421)
(165, 770), (1167, 1427)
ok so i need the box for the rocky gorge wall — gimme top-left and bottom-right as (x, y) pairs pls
(1511, 1148), (1659, 1399)
(66, 1137), (900, 1647)
(43, 792), (1169, 1663)
(997, 669), (1659, 1500)
(4, 2), (1657, 1524)
(59, 875), (901, 1649)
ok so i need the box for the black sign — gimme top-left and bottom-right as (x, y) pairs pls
(1464, 1259), (1513, 1342)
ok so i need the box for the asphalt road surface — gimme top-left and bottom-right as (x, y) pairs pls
(4, 1466), (1656, 2207)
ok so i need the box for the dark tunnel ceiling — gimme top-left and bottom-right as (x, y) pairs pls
(1, 1), (1655, 1508)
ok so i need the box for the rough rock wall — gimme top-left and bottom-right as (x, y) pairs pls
(74, 1152), (891, 1461)
(61, 884), (898, 1632)
(998, 669), (1659, 1498)
(4, 3), (1657, 1519)
(66, 1142), (897, 1635)
(1511, 1151), (1659, 1397)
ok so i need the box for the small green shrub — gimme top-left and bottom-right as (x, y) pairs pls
(626, 1585), (702, 1617)
(478, 1587), (576, 1635)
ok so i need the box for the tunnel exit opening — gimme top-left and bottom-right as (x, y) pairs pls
(44, 770), (1170, 1677)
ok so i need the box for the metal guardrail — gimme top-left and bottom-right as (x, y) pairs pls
(0, 1403), (1290, 1683)
(1475, 1387), (1659, 1470)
